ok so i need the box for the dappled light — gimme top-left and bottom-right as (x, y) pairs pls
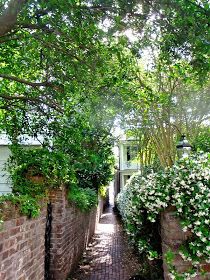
(71, 206), (142, 280)
(0, 1), (209, 279)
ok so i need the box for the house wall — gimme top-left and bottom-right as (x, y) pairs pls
(0, 146), (12, 195)
(118, 141), (140, 190)
(119, 142), (140, 171)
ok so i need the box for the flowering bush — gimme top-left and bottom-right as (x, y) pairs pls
(169, 154), (210, 263)
(117, 170), (169, 258)
(116, 153), (210, 278)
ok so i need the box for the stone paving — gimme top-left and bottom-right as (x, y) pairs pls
(70, 205), (142, 280)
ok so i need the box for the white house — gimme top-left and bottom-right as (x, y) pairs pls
(118, 139), (140, 189)
(0, 134), (42, 195)
(114, 137), (141, 200)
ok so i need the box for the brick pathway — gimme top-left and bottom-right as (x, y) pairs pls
(69, 205), (141, 280)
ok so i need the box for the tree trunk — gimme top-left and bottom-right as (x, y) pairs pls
(0, 0), (28, 37)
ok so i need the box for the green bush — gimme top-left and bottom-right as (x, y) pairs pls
(0, 193), (42, 218)
(68, 185), (98, 212)
(3, 145), (74, 220)
(99, 185), (108, 198)
(7, 145), (74, 195)
(193, 127), (210, 152)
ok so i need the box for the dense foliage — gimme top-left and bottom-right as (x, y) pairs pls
(117, 153), (210, 279)
(68, 185), (98, 212)
(7, 145), (73, 193)
(0, 1), (118, 214)
(192, 127), (210, 153)
(4, 135), (113, 212)
(0, 193), (42, 218)
(118, 60), (210, 167)
(0, 1), (209, 221)
(0, 0), (209, 169)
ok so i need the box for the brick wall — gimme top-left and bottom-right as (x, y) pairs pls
(161, 206), (210, 280)
(0, 187), (103, 280)
(49, 187), (102, 280)
(0, 204), (46, 280)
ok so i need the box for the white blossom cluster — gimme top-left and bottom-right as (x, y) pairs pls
(170, 153), (210, 263)
(117, 169), (171, 259)
(116, 152), (210, 273)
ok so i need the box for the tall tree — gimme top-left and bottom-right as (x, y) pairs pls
(120, 59), (210, 167)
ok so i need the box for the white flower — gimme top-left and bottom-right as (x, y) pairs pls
(196, 231), (202, 237)
(168, 273), (176, 280)
(180, 180), (186, 186)
(182, 226), (188, 232)
(189, 173), (195, 180)
(201, 237), (207, 242)
(196, 251), (202, 257)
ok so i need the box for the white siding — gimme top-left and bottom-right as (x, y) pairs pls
(119, 142), (140, 171)
(118, 140), (141, 190)
(0, 146), (12, 195)
(0, 134), (42, 195)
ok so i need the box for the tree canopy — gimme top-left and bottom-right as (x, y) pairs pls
(0, 0), (209, 173)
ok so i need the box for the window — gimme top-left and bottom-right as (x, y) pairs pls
(126, 145), (138, 162)
(124, 175), (131, 186)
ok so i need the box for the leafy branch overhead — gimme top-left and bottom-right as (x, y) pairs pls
(0, 0), (209, 217)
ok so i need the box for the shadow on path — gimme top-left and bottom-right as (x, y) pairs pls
(69, 205), (142, 280)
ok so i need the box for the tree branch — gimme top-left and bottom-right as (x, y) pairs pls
(19, 23), (56, 34)
(0, 73), (64, 92)
(0, 0), (29, 37)
(0, 73), (49, 87)
(0, 93), (63, 113)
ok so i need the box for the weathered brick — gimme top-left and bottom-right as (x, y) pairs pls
(0, 203), (46, 280)
(201, 263), (210, 273)
(0, 271), (6, 280)
(15, 217), (25, 226)
(0, 186), (101, 280)
(161, 207), (210, 280)
(10, 227), (20, 236)
(48, 187), (101, 280)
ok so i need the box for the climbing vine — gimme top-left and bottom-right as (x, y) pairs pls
(0, 138), (112, 217)
(0, 193), (42, 218)
(7, 145), (74, 194)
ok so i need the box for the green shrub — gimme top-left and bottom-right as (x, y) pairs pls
(68, 185), (98, 212)
(7, 145), (74, 195)
(0, 193), (42, 218)
(193, 127), (210, 152)
(2, 145), (74, 220)
(99, 185), (108, 198)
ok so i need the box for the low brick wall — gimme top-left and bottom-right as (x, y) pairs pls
(161, 206), (210, 280)
(49, 187), (103, 280)
(0, 188), (104, 280)
(0, 205), (46, 280)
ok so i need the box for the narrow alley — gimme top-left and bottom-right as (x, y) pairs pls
(70, 203), (142, 280)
